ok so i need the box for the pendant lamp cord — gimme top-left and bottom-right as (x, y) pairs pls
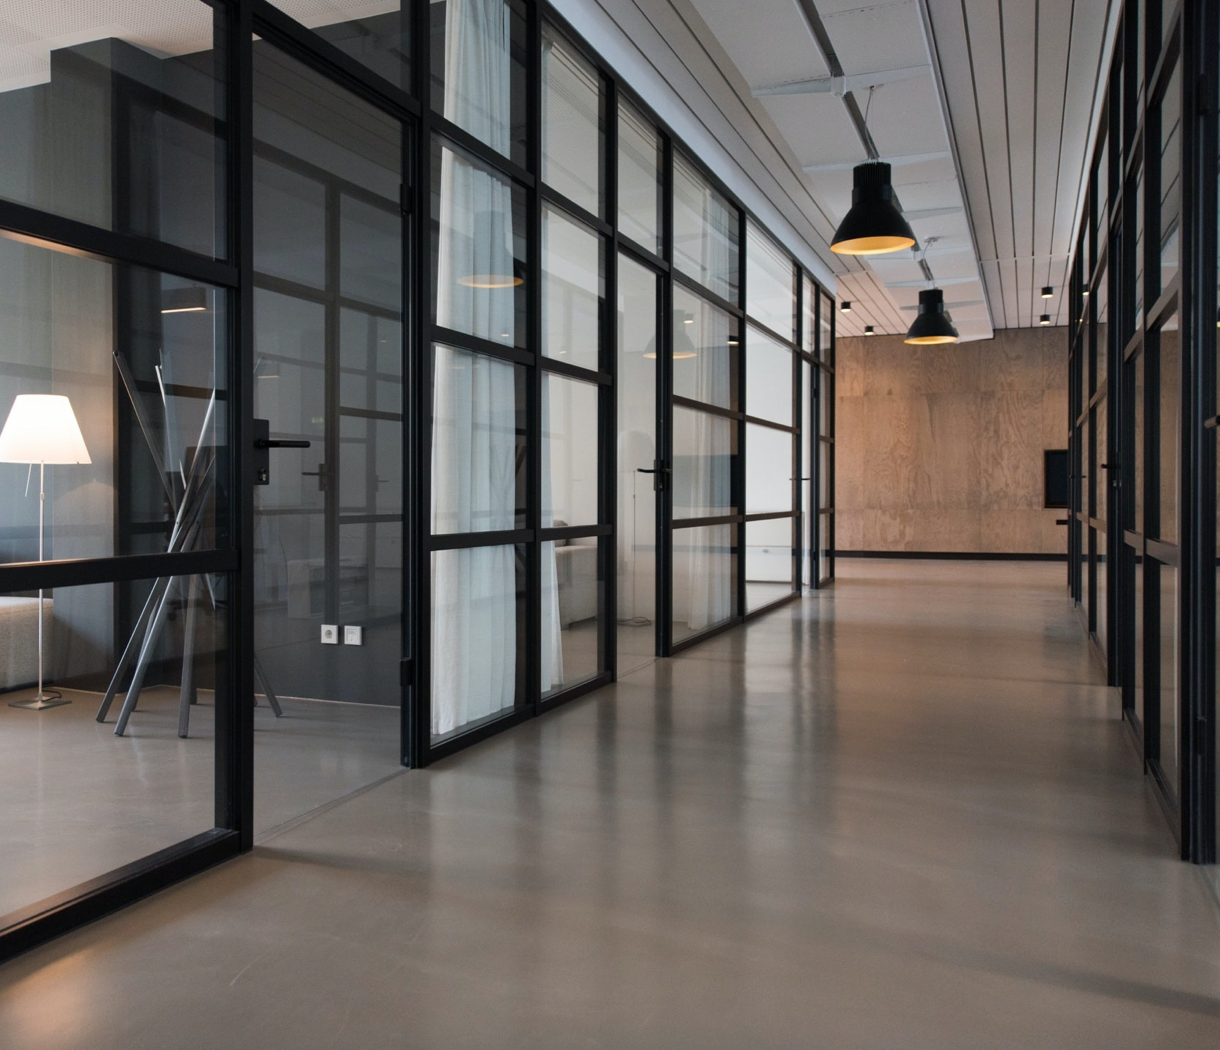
(863, 85), (875, 135)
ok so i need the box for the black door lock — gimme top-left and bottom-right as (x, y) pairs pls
(253, 418), (311, 485)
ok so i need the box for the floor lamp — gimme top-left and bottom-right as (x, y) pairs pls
(0, 394), (91, 710)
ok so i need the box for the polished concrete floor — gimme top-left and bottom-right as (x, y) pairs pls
(0, 688), (399, 915)
(2, 560), (1220, 1048)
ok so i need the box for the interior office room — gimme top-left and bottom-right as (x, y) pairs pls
(0, 1), (1218, 1047)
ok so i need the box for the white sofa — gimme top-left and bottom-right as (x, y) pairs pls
(0, 597), (53, 691)
(552, 536), (598, 629)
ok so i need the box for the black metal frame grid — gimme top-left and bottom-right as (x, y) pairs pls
(0, 0), (838, 961)
(1066, 0), (1216, 863)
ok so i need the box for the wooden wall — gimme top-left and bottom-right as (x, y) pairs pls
(835, 326), (1069, 555)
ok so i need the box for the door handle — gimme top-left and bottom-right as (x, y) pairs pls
(254, 418), (313, 485)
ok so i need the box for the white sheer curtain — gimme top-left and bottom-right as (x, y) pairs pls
(540, 375), (563, 692)
(431, 0), (520, 736)
(684, 174), (734, 631)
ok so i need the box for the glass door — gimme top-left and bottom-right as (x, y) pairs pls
(250, 41), (407, 833)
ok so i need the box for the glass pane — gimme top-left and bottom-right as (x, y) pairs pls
(1096, 134), (1110, 243)
(673, 153), (739, 303)
(746, 424), (793, 514)
(1134, 165), (1145, 328)
(1134, 550), (1145, 728)
(673, 407), (736, 519)
(803, 275), (817, 354)
(1158, 561), (1179, 796)
(253, 156), (326, 289)
(252, 46), (405, 835)
(433, 141), (528, 349)
(1097, 525), (1108, 655)
(819, 511), (832, 581)
(746, 325), (793, 425)
(802, 361), (813, 588)
(1158, 316), (1180, 541)
(1160, 64), (1181, 226)
(819, 366), (831, 438)
(0, 1), (226, 257)
(543, 206), (602, 371)
(673, 285), (738, 409)
(1095, 262), (1109, 393)
(673, 524), (736, 642)
(0, 575), (223, 920)
(819, 440), (830, 510)
(431, 0), (527, 167)
(618, 99), (662, 254)
(431, 344), (526, 534)
(746, 222), (795, 339)
(542, 536), (603, 696)
(268, 2), (412, 91)
(431, 544), (526, 741)
(0, 241), (228, 565)
(542, 25), (603, 215)
(1097, 398), (1108, 521)
(543, 373), (599, 528)
(1134, 351), (1145, 536)
(617, 255), (657, 674)
(746, 517), (793, 611)
(819, 293), (834, 363)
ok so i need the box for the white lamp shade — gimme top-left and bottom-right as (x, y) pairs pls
(0, 395), (92, 465)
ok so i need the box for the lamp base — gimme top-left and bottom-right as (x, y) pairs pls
(9, 694), (70, 711)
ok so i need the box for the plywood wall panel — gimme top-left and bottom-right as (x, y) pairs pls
(837, 327), (1068, 555)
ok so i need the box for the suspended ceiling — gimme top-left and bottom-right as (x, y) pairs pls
(589, 0), (1117, 340)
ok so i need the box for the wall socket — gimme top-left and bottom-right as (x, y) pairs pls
(320, 624), (339, 645)
(343, 625), (363, 646)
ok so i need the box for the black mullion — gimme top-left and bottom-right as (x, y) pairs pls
(794, 271), (804, 591)
(743, 414), (796, 433)
(542, 524), (613, 541)
(0, 200), (239, 289)
(322, 183), (341, 626)
(658, 128), (674, 657)
(408, 0), (431, 769)
(432, 324), (535, 367)
(253, 139), (398, 213)
(673, 395), (743, 421)
(828, 294), (836, 581)
(540, 357), (610, 385)
(339, 406), (404, 423)
(736, 203), (747, 619)
(431, 529), (534, 551)
(744, 314), (800, 353)
(1189, 0), (1218, 863)
(527, 0), (543, 717)
(617, 233), (669, 274)
(220, 0), (253, 847)
(432, 117), (536, 188)
(674, 514), (743, 530)
(604, 71), (619, 681)
(0, 550), (237, 594)
(672, 268), (744, 318)
(1178, 0), (1210, 861)
(541, 184), (613, 237)
(251, 0), (421, 120)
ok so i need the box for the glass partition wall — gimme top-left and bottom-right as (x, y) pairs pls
(1067, 0), (1218, 866)
(0, 0), (836, 960)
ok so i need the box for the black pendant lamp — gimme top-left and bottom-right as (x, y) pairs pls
(904, 288), (959, 344)
(831, 162), (917, 256)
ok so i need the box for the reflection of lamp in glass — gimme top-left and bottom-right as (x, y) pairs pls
(160, 287), (209, 314)
(0, 395), (91, 710)
(644, 312), (698, 359)
(459, 210), (524, 289)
